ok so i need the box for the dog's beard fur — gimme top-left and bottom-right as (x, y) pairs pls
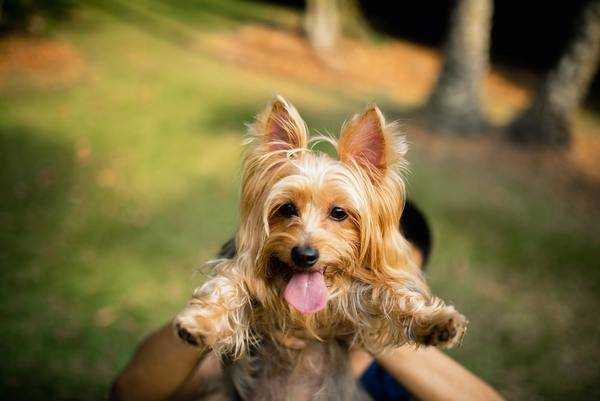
(174, 96), (467, 400)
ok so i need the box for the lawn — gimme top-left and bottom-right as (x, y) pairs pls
(0, 1), (599, 400)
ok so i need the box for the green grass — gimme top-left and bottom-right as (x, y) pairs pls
(0, 1), (599, 400)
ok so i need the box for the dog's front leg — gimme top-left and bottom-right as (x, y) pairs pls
(174, 264), (253, 357)
(400, 290), (467, 348)
(374, 278), (468, 349)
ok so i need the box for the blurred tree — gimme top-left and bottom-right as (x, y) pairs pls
(421, 0), (494, 135)
(303, 0), (372, 52)
(304, 0), (340, 51)
(506, 0), (600, 148)
(339, 0), (373, 41)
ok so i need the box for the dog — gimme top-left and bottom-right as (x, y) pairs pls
(173, 96), (467, 401)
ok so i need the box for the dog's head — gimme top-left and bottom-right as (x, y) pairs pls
(235, 96), (421, 337)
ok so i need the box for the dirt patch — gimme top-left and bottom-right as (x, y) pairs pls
(199, 24), (599, 189)
(200, 24), (533, 118)
(0, 35), (85, 88)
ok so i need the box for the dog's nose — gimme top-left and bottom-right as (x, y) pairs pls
(291, 246), (319, 268)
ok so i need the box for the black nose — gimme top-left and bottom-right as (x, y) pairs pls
(291, 246), (319, 268)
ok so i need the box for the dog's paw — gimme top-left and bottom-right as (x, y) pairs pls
(173, 307), (226, 347)
(415, 308), (468, 348)
(174, 320), (202, 346)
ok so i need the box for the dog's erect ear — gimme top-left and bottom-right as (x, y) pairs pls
(339, 104), (394, 175)
(260, 95), (308, 151)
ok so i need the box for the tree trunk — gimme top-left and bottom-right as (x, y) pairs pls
(506, 0), (600, 148)
(304, 0), (340, 51)
(422, 0), (494, 135)
(338, 0), (372, 41)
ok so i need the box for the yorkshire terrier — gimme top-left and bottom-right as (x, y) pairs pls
(174, 96), (467, 401)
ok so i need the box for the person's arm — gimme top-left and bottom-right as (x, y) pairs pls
(110, 323), (208, 401)
(375, 346), (505, 401)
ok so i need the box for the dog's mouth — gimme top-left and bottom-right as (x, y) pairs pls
(270, 257), (328, 315)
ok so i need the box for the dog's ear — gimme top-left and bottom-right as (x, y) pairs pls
(339, 104), (401, 177)
(260, 95), (308, 151)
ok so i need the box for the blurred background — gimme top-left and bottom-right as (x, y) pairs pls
(1, 1), (599, 400)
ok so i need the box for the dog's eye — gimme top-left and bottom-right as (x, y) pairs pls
(329, 206), (348, 221)
(279, 203), (298, 218)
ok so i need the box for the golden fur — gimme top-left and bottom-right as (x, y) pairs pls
(173, 96), (467, 401)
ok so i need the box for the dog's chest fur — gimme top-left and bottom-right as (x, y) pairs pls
(214, 339), (371, 401)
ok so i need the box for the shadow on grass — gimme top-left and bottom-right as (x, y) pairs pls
(0, 125), (239, 399)
(442, 200), (600, 284)
(200, 101), (261, 135)
(87, 0), (296, 49)
(155, 0), (293, 28)
(87, 0), (193, 47)
(199, 96), (400, 139)
(0, 124), (76, 399)
(0, 124), (75, 273)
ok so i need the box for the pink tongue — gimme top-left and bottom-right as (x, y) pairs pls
(284, 271), (328, 314)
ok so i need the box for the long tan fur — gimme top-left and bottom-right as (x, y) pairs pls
(173, 96), (467, 400)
